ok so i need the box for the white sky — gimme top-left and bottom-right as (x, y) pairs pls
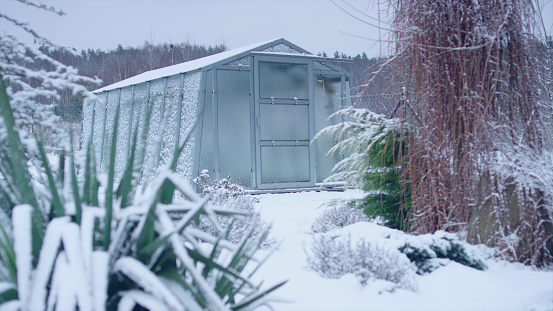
(0, 0), (552, 58)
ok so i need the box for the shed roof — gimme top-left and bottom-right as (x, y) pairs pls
(93, 38), (311, 93)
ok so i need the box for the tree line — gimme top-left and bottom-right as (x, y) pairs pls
(41, 41), (387, 120)
(37, 41), (226, 120)
(41, 41), (227, 90)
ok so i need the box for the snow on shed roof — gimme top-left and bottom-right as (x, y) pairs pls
(93, 38), (311, 93)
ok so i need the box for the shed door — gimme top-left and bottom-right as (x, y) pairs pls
(253, 57), (315, 189)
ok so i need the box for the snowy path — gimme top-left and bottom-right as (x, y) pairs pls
(253, 190), (553, 311)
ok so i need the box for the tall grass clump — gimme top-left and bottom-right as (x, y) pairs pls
(0, 74), (284, 310)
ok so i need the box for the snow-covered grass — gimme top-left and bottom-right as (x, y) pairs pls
(253, 190), (553, 311)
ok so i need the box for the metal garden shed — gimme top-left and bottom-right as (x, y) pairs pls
(82, 38), (353, 190)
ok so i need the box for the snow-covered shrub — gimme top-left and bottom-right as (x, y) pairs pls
(193, 170), (273, 248)
(308, 219), (487, 288)
(194, 169), (248, 199)
(314, 108), (410, 229)
(0, 76), (284, 310)
(306, 234), (416, 291)
(399, 231), (487, 275)
(311, 205), (370, 234)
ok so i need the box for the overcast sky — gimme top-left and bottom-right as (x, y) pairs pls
(1, 0), (552, 58)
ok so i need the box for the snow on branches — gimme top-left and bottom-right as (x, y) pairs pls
(0, 1), (100, 150)
(314, 107), (405, 189)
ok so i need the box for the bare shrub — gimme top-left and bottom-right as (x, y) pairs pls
(306, 234), (417, 290)
(335, 0), (553, 265)
(468, 149), (553, 265)
(386, 0), (551, 233)
(193, 170), (274, 247)
(311, 205), (370, 234)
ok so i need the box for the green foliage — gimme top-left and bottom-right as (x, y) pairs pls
(356, 130), (410, 230)
(316, 108), (410, 230)
(399, 236), (487, 275)
(0, 74), (44, 264)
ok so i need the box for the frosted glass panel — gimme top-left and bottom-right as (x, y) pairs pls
(159, 75), (182, 168)
(81, 100), (94, 151)
(260, 104), (308, 141)
(217, 70), (251, 187)
(259, 62), (308, 99)
(92, 94), (106, 165)
(199, 70), (213, 176)
(129, 83), (148, 147)
(176, 71), (201, 180)
(314, 61), (334, 71)
(262, 43), (302, 54)
(132, 83), (148, 149)
(314, 76), (342, 182)
(261, 146), (309, 183)
(345, 78), (353, 107)
(225, 56), (250, 66)
(102, 89), (120, 169)
(114, 87), (133, 180)
(142, 78), (165, 184)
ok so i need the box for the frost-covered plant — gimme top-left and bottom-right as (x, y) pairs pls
(306, 234), (416, 290)
(194, 169), (248, 199)
(399, 231), (487, 275)
(307, 226), (487, 289)
(314, 108), (410, 229)
(0, 75), (284, 310)
(193, 170), (273, 248)
(468, 146), (553, 266)
(311, 205), (370, 234)
(314, 108), (403, 188)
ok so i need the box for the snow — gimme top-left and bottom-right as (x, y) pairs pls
(113, 257), (182, 310)
(12, 205), (32, 308)
(252, 190), (553, 311)
(118, 290), (168, 311)
(29, 217), (68, 311)
(91, 251), (108, 311)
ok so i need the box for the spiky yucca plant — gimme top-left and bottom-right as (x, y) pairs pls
(0, 75), (284, 311)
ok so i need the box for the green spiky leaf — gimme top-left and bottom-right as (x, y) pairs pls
(0, 223), (16, 283)
(36, 135), (64, 219)
(0, 286), (17, 304)
(103, 103), (120, 250)
(0, 74), (43, 262)
(69, 130), (82, 223)
(82, 139), (99, 206)
(116, 128), (138, 209)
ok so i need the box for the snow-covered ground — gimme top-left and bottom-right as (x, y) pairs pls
(253, 190), (553, 311)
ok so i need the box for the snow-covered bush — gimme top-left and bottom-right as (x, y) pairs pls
(194, 169), (248, 199)
(193, 170), (274, 248)
(399, 231), (487, 275)
(314, 108), (410, 229)
(306, 234), (416, 291)
(311, 205), (370, 234)
(307, 218), (488, 289)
